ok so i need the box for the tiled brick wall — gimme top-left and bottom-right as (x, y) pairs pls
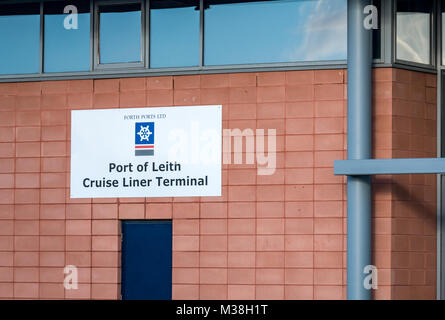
(371, 69), (437, 299)
(0, 68), (438, 299)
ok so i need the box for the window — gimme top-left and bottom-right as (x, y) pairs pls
(150, 0), (200, 68)
(372, 0), (382, 61)
(97, 2), (143, 65)
(396, 0), (432, 65)
(0, 0), (395, 79)
(44, 1), (91, 72)
(0, 3), (40, 75)
(204, 0), (347, 66)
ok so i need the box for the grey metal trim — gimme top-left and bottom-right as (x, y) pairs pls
(382, 0), (393, 64)
(203, 59), (348, 69)
(370, 0), (385, 64)
(199, 0), (204, 67)
(142, 0), (146, 68)
(95, 62), (145, 70)
(441, 172), (445, 300)
(145, 0), (149, 68)
(391, 63), (437, 74)
(335, 158), (445, 175)
(436, 0), (443, 301)
(93, 0), (99, 69)
(1, 61), (415, 82)
(432, 0), (438, 69)
(0, 61), (352, 83)
(90, 0), (94, 72)
(3, 62), (436, 84)
(436, 1), (443, 67)
(391, 0), (397, 64)
(438, 0), (441, 67)
(394, 60), (437, 71)
(39, 1), (43, 74)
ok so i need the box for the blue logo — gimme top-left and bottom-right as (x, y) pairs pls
(135, 122), (154, 156)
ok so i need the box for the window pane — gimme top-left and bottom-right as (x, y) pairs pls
(372, 0), (381, 60)
(99, 3), (142, 64)
(396, 0), (431, 65)
(44, 1), (91, 73)
(150, 0), (199, 68)
(204, 0), (347, 66)
(0, 4), (40, 75)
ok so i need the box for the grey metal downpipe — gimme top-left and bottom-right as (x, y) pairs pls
(346, 0), (373, 300)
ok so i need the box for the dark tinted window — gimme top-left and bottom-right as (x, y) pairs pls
(150, 0), (200, 68)
(0, 4), (40, 75)
(44, 1), (91, 72)
(372, 0), (381, 60)
(204, 0), (347, 66)
(98, 3), (142, 64)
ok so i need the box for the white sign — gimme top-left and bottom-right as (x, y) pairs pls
(70, 105), (222, 198)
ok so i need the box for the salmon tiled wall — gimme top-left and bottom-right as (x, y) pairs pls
(372, 69), (437, 299)
(0, 68), (437, 300)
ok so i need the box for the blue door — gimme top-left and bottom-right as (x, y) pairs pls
(121, 220), (172, 300)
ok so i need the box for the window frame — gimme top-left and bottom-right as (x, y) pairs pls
(393, 0), (437, 70)
(372, 0), (385, 64)
(440, 0), (445, 66)
(94, 0), (146, 70)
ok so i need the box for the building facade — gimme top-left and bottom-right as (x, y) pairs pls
(0, 0), (443, 299)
